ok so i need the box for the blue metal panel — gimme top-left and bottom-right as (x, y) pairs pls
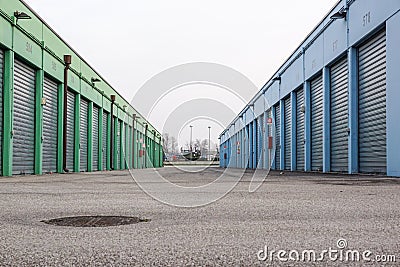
(386, 12), (400, 176)
(264, 82), (280, 109)
(304, 81), (312, 171)
(305, 35), (324, 80)
(281, 57), (303, 97)
(271, 107), (276, 170)
(254, 95), (264, 117)
(348, 47), (359, 174)
(348, 0), (400, 47)
(290, 92), (297, 171)
(322, 67), (331, 172)
(323, 19), (347, 66)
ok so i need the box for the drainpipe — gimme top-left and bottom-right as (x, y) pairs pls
(144, 123), (148, 168)
(132, 114), (136, 168)
(63, 55), (71, 173)
(110, 95), (116, 170)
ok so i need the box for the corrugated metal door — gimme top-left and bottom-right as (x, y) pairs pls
(13, 60), (35, 175)
(92, 106), (100, 171)
(330, 57), (348, 172)
(42, 77), (58, 173)
(275, 104), (281, 170)
(117, 119), (121, 169)
(296, 88), (305, 171)
(102, 111), (108, 170)
(259, 114), (264, 169)
(358, 30), (387, 173)
(0, 50), (3, 175)
(80, 98), (89, 172)
(124, 123), (128, 169)
(66, 90), (75, 171)
(266, 109), (272, 169)
(284, 97), (291, 170)
(311, 75), (323, 171)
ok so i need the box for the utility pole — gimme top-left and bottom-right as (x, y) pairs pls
(190, 125), (193, 151)
(208, 126), (211, 161)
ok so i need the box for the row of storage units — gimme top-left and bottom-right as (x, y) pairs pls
(220, 0), (400, 176)
(0, 1), (163, 177)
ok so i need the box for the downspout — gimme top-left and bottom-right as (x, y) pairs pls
(110, 94), (116, 170)
(63, 55), (71, 172)
(144, 124), (148, 168)
(132, 114), (136, 168)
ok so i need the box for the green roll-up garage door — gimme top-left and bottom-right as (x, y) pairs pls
(80, 98), (89, 172)
(42, 77), (58, 173)
(66, 90), (75, 171)
(92, 105), (100, 171)
(13, 59), (35, 175)
(102, 111), (108, 170)
(330, 56), (348, 172)
(0, 50), (3, 175)
(358, 29), (387, 173)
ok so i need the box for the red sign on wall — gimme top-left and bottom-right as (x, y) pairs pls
(267, 118), (273, 124)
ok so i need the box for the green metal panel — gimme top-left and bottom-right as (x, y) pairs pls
(67, 69), (80, 93)
(43, 51), (63, 82)
(87, 101), (93, 172)
(13, 30), (41, 68)
(0, 16), (12, 49)
(34, 69), (43, 175)
(57, 83), (64, 173)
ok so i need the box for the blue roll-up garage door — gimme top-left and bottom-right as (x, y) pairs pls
(284, 96), (291, 170)
(311, 75), (323, 171)
(42, 77), (58, 173)
(13, 59), (35, 175)
(296, 88), (305, 171)
(358, 29), (387, 173)
(330, 57), (348, 172)
(274, 104), (281, 170)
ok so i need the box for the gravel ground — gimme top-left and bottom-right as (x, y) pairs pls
(0, 166), (399, 266)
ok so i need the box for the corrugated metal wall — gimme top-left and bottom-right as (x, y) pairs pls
(42, 77), (58, 173)
(311, 75), (323, 171)
(80, 98), (89, 172)
(92, 105), (99, 171)
(102, 111), (108, 170)
(284, 97), (291, 170)
(259, 114), (264, 169)
(266, 109), (272, 169)
(296, 88), (305, 171)
(13, 60), (35, 175)
(0, 50), (3, 175)
(117, 119), (121, 169)
(66, 90), (75, 171)
(330, 57), (348, 172)
(274, 104), (281, 170)
(358, 29), (387, 173)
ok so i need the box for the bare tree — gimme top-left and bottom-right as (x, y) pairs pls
(171, 136), (178, 154)
(162, 133), (170, 154)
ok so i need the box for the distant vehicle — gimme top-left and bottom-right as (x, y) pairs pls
(181, 149), (201, 161)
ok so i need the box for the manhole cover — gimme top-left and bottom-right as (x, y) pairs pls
(41, 216), (151, 227)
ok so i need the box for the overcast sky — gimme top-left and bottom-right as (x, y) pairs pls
(24, 0), (338, 148)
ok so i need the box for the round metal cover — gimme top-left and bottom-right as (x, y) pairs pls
(41, 216), (150, 227)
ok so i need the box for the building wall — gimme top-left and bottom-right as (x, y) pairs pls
(220, 0), (400, 176)
(0, 0), (163, 176)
